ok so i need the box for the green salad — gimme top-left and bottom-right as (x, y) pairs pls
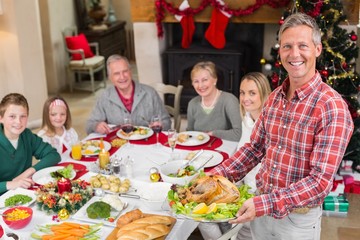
(50, 164), (74, 179)
(167, 184), (254, 221)
(168, 165), (197, 178)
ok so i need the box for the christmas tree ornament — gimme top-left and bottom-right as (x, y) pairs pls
(279, 17), (285, 25)
(274, 43), (280, 49)
(349, 31), (358, 41)
(260, 58), (266, 64)
(321, 70), (329, 77)
(58, 208), (70, 220)
(175, 0), (195, 49)
(205, 0), (232, 49)
(275, 61), (282, 68)
(265, 64), (272, 71)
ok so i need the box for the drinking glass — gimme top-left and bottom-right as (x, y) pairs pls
(150, 115), (162, 147)
(121, 117), (134, 148)
(168, 129), (177, 160)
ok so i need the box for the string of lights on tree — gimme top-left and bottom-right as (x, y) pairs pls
(261, 0), (360, 171)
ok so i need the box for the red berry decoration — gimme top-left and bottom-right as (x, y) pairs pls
(275, 61), (281, 68)
(321, 70), (329, 77)
(279, 18), (284, 25)
(342, 62), (348, 69)
(350, 31), (358, 41)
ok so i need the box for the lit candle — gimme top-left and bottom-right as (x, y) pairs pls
(57, 178), (71, 194)
(99, 148), (110, 170)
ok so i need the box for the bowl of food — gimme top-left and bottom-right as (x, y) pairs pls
(2, 206), (33, 230)
(160, 160), (201, 186)
(138, 182), (172, 211)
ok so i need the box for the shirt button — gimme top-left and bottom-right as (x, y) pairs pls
(273, 164), (277, 168)
(283, 104), (286, 108)
(283, 125), (286, 128)
(278, 145), (282, 149)
(269, 183), (273, 187)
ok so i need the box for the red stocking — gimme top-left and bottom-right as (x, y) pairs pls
(175, 0), (195, 49)
(205, 3), (232, 49)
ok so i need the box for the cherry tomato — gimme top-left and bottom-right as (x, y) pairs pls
(169, 200), (176, 207)
(108, 217), (115, 222)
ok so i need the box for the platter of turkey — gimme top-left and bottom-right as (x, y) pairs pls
(167, 175), (254, 222)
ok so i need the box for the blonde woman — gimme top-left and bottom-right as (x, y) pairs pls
(199, 72), (271, 240)
(187, 61), (242, 141)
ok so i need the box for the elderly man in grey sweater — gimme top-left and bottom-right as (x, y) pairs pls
(86, 55), (171, 134)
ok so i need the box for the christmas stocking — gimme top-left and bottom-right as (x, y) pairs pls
(175, 0), (195, 49)
(205, 0), (232, 49)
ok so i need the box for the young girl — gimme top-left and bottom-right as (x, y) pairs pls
(198, 72), (272, 240)
(0, 93), (60, 194)
(38, 96), (79, 154)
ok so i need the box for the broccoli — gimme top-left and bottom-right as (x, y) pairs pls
(86, 201), (111, 219)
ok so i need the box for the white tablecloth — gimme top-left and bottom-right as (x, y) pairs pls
(1, 133), (238, 239)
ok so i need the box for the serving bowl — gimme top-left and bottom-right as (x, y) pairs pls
(138, 182), (172, 211)
(160, 160), (201, 186)
(2, 206), (33, 230)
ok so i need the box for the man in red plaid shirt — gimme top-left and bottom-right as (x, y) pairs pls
(210, 12), (353, 240)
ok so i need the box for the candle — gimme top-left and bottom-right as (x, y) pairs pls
(57, 178), (71, 194)
(99, 148), (110, 170)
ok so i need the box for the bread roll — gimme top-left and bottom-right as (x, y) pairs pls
(132, 215), (173, 225)
(116, 209), (143, 227)
(117, 224), (170, 240)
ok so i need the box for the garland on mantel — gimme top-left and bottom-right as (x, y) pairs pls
(155, 0), (291, 37)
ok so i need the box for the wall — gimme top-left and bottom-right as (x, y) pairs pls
(0, 0), (47, 127)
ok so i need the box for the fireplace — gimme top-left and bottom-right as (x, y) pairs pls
(162, 22), (264, 113)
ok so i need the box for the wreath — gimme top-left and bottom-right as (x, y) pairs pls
(35, 179), (93, 214)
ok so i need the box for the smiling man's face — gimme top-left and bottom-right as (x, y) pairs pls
(279, 25), (322, 86)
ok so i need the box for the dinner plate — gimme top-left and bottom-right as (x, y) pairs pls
(0, 188), (36, 208)
(185, 150), (223, 168)
(81, 139), (111, 156)
(32, 166), (76, 185)
(116, 126), (154, 140)
(72, 196), (133, 227)
(177, 131), (210, 146)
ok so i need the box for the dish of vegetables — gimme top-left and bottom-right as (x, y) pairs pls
(168, 165), (197, 178)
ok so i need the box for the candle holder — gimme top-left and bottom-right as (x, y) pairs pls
(57, 178), (71, 195)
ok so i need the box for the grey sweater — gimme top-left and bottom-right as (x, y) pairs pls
(86, 81), (171, 134)
(186, 91), (242, 141)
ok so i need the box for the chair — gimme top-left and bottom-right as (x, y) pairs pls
(154, 83), (183, 132)
(62, 27), (106, 93)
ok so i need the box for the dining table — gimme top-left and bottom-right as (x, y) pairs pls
(0, 128), (239, 239)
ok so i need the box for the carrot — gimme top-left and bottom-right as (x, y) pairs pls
(54, 229), (87, 237)
(41, 235), (53, 240)
(62, 222), (89, 229)
(50, 225), (72, 232)
(49, 234), (72, 240)
(62, 237), (78, 240)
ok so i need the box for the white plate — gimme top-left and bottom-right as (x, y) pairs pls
(116, 126), (154, 140)
(0, 188), (36, 208)
(32, 166), (76, 185)
(81, 139), (111, 156)
(72, 196), (133, 227)
(177, 131), (210, 146)
(186, 150), (223, 168)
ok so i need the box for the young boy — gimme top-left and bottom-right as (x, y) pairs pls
(0, 93), (61, 194)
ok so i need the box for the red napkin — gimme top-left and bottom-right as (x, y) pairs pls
(158, 134), (223, 151)
(57, 162), (88, 179)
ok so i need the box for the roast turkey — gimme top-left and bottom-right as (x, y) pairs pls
(177, 175), (240, 205)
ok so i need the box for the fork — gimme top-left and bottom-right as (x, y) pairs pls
(207, 138), (217, 148)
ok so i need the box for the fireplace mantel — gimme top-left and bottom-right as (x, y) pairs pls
(131, 0), (359, 24)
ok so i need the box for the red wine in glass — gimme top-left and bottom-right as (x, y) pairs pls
(151, 125), (162, 133)
(122, 124), (134, 134)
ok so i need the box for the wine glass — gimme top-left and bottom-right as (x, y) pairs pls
(121, 117), (134, 148)
(168, 129), (177, 160)
(150, 115), (162, 147)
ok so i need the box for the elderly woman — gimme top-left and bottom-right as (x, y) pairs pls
(186, 61), (241, 141)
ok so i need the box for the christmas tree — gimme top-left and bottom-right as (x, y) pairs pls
(262, 0), (360, 172)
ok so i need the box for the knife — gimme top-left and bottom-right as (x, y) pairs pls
(180, 149), (204, 169)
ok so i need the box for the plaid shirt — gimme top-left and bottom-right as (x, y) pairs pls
(210, 72), (353, 218)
